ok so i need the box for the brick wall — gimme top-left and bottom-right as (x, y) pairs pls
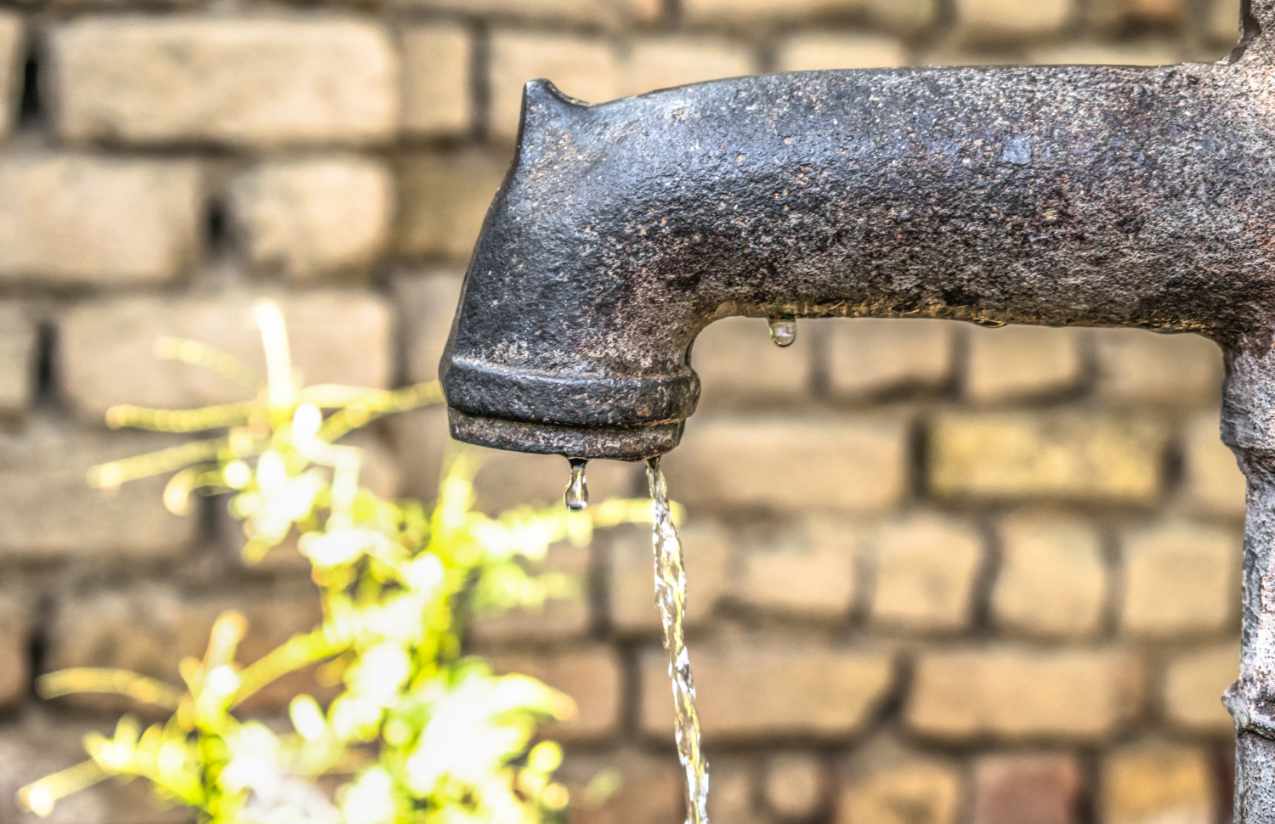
(0, 1), (1252, 822)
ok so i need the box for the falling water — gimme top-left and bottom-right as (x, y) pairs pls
(768, 316), (798, 347)
(646, 458), (711, 824)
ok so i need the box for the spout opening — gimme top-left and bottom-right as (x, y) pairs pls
(447, 408), (684, 461)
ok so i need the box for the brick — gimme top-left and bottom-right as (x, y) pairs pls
(0, 155), (201, 286)
(0, 422), (194, 559)
(1183, 413), (1245, 519)
(0, 597), (27, 708)
(712, 759), (770, 824)
(61, 289), (392, 419)
(469, 542), (593, 643)
(730, 516), (858, 621)
(972, 753), (1082, 824)
(665, 415), (909, 511)
(684, 0), (865, 24)
(864, 0), (939, 32)
(394, 269), (465, 382)
(609, 520), (730, 635)
(1091, 329), (1222, 406)
(868, 513), (984, 633)
(0, 302), (36, 415)
(837, 754), (963, 824)
(1100, 743), (1217, 824)
(774, 33), (908, 72)
(825, 319), (954, 397)
(1085, 0), (1186, 29)
(1029, 41), (1182, 66)
(964, 325), (1083, 403)
(1119, 520), (1238, 638)
(907, 647), (1144, 741)
(953, 0), (1071, 42)
(488, 31), (618, 143)
(1209, 0), (1243, 43)
(640, 639), (894, 742)
(764, 753), (826, 820)
(558, 749), (681, 824)
(52, 17), (397, 146)
(991, 511), (1107, 639)
(1164, 642), (1237, 736)
(620, 36), (756, 98)
(0, 13), (22, 138)
(489, 645), (622, 741)
(930, 412), (1170, 504)
(46, 585), (322, 712)
(0, 716), (185, 824)
(228, 156), (392, 280)
(402, 23), (472, 137)
(691, 317), (813, 410)
(397, 149), (508, 260)
(390, 0), (621, 25)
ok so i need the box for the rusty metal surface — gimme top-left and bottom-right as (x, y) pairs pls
(441, 2), (1275, 818)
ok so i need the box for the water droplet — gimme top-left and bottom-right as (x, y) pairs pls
(973, 318), (1007, 329)
(768, 316), (797, 347)
(564, 458), (589, 511)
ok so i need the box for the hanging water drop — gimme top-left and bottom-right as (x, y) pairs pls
(768, 316), (797, 347)
(564, 458), (589, 511)
(973, 317), (1007, 329)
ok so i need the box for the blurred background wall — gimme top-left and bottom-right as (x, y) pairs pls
(0, 0), (1255, 822)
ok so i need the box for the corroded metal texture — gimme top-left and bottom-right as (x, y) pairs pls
(441, 2), (1275, 817)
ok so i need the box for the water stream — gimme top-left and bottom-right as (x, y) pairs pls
(646, 457), (711, 824)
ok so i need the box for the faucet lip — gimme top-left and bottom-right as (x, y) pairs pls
(447, 407), (684, 461)
(440, 355), (700, 428)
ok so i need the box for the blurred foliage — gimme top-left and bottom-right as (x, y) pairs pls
(19, 301), (653, 824)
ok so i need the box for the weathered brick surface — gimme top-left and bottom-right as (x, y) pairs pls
(393, 269), (464, 382)
(1100, 742), (1218, 824)
(390, 0), (623, 25)
(825, 319), (954, 397)
(1209, 0), (1242, 42)
(52, 17), (398, 146)
(488, 31), (618, 142)
(711, 759), (770, 824)
(402, 23), (473, 136)
(763, 753), (826, 820)
(692, 317), (814, 410)
(1119, 520), (1238, 638)
(684, 0), (864, 23)
(991, 511), (1107, 638)
(0, 422), (195, 559)
(558, 749), (681, 824)
(1092, 329), (1222, 405)
(729, 516), (858, 620)
(0, 596), (27, 708)
(1183, 412), (1246, 519)
(930, 412), (1170, 504)
(640, 640), (894, 742)
(868, 513), (984, 633)
(489, 645), (622, 741)
(665, 415), (909, 511)
(228, 156), (392, 279)
(620, 36), (756, 98)
(1164, 642), (1237, 735)
(396, 149), (508, 261)
(47, 585), (322, 711)
(0, 155), (202, 286)
(1030, 40), (1183, 66)
(907, 647), (1145, 741)
(972, 753), (1082, 824)
(836, 753), (963, 824)
(964, 325), (1084, 403)
(469, 541), (593, 643)
(1087, 0), (1186, 29)
(0, 13), (22, 138)
(609, 520), (730, 635)
(953, 0), (1071, 42)
(0, 302), (36, 415)
(864, 0), (939, 32)
(61, 289), (393, 419)
(774, 32), (908, 71)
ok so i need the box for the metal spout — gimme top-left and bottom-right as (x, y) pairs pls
(442, 5), (1275, 461)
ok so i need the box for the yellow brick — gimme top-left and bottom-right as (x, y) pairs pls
(837, 754), (963, 824)
(868, 513), (984, 632)
(402, 23), (472, 136)
(774, 32), (907, 72)
(1183, 412), (1245, 519)
(991, 511), (1107, 638)
(619, 35), (756, 98)
(964, 325), (1083, 403)
(1119, 520), (1238, 638)
(1101, 743), (1217, 824)
(1163, 642), (1238, 735)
